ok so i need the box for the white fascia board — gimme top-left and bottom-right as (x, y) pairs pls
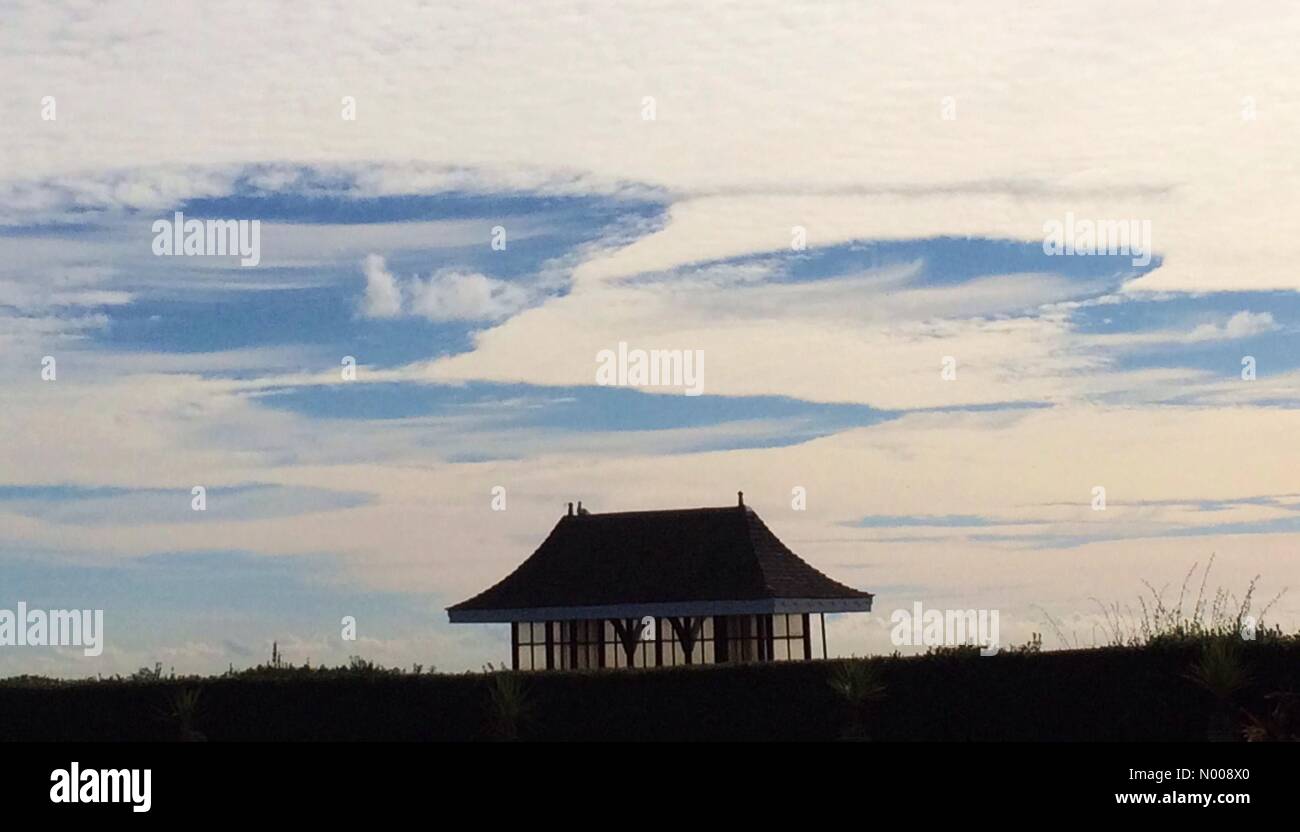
(447, 596), (872, 623)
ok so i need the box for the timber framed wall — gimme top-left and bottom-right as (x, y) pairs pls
(510, 613), (812, 670)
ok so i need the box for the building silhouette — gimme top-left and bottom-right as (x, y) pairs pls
(449, 493), (873, 670)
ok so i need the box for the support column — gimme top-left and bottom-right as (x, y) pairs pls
(611, 618), (642, 667)
(802, 613), (811, 660)
(669, 617), (706, 664)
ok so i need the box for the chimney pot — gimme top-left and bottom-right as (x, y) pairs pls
(738, 490), (744, 507)
(567, 502), (574, 517)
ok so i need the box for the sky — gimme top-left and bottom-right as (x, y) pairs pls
(2, 0), (1299, 676)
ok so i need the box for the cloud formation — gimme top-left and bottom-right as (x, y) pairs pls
(360, 254), (534, 322)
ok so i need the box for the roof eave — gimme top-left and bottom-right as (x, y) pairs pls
(448, 595), (872, 623)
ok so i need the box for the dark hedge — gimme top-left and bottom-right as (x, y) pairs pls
(2, 641), (1297, 741)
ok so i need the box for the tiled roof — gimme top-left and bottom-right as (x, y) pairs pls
(448, 505), (872, 620)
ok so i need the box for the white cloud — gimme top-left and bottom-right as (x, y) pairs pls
(408, 269), (532, 322)
(361, 253), (403, 318)
(359, 254), (533, 322)
(419, 256), (1117, 409)
(1194, 310), (1278, 342)
(1082, 310), (1279, 349)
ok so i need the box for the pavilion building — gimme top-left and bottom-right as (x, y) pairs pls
(447, 494), (873, 670)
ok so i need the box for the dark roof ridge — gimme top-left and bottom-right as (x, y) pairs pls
(566, 504), (747, 519)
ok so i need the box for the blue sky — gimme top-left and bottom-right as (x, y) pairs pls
(3, 1), (1299, 676)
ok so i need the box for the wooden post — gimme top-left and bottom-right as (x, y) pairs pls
(654, 618), (664, 667)
(669, 617), (700, 665)
(715, 615), (729, 664)
(820, 612), (828, 659)
(598, 620), (606, 668)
